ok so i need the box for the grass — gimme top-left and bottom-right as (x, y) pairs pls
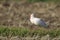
(1, 0), (60, 3)
(27, 0), (60, 3)
(0, 26), (60, 38)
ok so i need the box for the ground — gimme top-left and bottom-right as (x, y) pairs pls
(0, 0), (60, 29)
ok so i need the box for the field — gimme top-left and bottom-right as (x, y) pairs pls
(0, 0), (60, 40)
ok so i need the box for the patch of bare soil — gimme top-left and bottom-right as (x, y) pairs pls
(0, 0), (60, 29)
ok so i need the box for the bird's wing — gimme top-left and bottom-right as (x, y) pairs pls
(39, 19), (48, 27)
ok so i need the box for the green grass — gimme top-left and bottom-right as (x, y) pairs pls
(0, 26), (60, 37)
(1, 0), (60, 3)
(27, 0), (60, 3)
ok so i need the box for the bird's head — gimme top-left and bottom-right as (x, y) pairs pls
(30, 13), (34, 18)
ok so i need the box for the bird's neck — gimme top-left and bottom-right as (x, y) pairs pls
(30, 16), (34, 19)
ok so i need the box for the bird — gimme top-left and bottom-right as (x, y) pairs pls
(30, 13), (48, 27)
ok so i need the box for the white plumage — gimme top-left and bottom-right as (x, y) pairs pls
(30, 13), (48, 27)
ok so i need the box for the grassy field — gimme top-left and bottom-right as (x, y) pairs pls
(0, 0), (60, 40)
(0, 26), (60, 37)
(0, 26), (60, 40)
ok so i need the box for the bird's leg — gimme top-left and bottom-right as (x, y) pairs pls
(30, 24), (34, 29)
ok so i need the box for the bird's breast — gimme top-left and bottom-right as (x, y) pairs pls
(30, 18), (40, 25)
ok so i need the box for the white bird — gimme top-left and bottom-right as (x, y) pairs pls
(30, 13), (48, 27)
